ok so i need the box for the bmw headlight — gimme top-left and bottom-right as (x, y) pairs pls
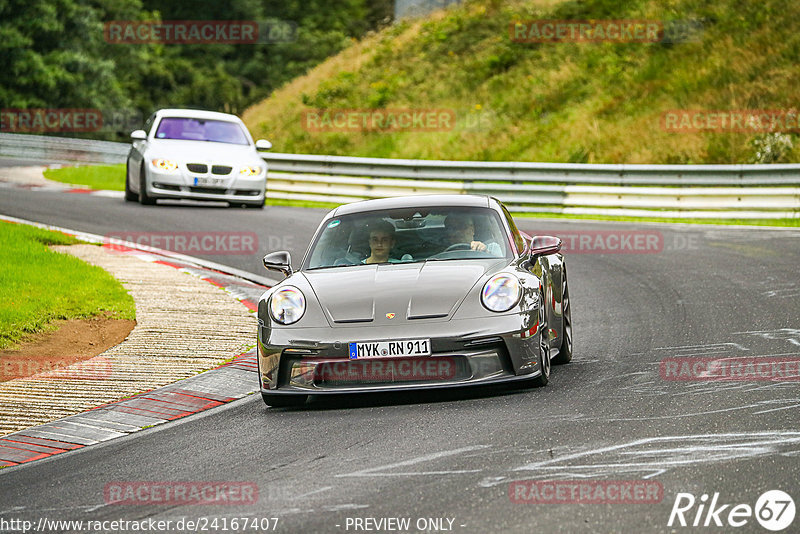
(269, 286), (306, 325)
(240, 165), (263, 176)
(151, 158), (178, 171)
(481, 274), (521, 313)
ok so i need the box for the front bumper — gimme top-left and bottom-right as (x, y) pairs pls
(147, 168), (266, 203)
(258, 315), (543, 395)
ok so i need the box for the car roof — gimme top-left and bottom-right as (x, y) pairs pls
(154, 109), (243, 123)
(331, 194), (492, 216)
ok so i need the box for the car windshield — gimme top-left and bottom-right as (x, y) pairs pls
(154, 117), (250, 145)
(305, 206), (511, 270)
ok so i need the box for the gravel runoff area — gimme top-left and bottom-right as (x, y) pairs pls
(0, 165), (53, 186)
(0, 244), (258, 437)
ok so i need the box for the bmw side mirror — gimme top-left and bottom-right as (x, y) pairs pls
(255, 139), (272, 151)
(130, 130), (147, 141)
(263, 251), (292, 277)
(530, 236), (562, 258)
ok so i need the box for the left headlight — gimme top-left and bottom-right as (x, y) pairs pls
(151, 158), (178, 171)
(269, 286), (306, 325)
(240, 165), (263, 176)
(481, 274), (521, 313)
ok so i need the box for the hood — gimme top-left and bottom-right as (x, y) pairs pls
(304, 259), (506, 325)
(147, 139), (258, 163)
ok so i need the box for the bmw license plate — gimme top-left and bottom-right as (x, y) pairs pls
(349, 339), (431, 359)
(193, 176), (226, 187)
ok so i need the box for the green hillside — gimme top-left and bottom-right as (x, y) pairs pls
(243, 0), (800, 164)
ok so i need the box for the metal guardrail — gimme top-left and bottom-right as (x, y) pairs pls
(2, 132), (798, 218)
(0, 133), (129, 164)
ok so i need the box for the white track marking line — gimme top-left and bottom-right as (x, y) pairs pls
(336, 445), (489, 478)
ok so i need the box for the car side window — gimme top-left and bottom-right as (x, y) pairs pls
(501, 205), (525, 255)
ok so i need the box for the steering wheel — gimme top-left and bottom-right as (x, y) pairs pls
(443, 243), (473, 252)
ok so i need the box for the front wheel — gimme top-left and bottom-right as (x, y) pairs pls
(139, 162), (156, 205)
(262, 393), (308, 408)
(552, 267), (573, 365)
(124, 161), (138, 202)
(530, 295), (550, 387)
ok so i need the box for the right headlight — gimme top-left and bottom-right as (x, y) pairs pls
(269, 286), (306, 325)
(239, 165), (264, 176)
(481, 274), (521, 313)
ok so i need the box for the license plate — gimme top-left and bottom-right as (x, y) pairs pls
(349, 339), (431, 359)
(193, 176), (226, 187)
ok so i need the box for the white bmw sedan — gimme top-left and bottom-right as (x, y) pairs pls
(125, 109), (272, 208)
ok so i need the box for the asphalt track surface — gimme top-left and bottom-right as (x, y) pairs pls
(1, 160), (799, 533)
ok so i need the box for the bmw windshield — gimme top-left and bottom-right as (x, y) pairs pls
(154, 117), (250, 145)
(304, 206), (512, 270)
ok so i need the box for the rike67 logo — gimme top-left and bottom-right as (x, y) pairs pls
(668, 490), (795, 531)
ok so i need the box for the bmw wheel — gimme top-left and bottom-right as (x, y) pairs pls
(124, 161), (138, 202)
(139, 162), (156, 205)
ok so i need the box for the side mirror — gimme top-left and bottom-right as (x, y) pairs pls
(130, 130), (147, 141)
(530, 235), (562, 257)
(263, 251), (292, 277)
(255, 139), (272, 151)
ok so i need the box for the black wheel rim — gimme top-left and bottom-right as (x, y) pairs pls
(539, 299), (550, 378)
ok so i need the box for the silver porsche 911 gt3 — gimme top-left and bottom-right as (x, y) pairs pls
(257, 194), (572, 407)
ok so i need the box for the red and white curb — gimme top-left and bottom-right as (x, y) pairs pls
(0, 180), (124, 198)
(0, 216), (272, 468)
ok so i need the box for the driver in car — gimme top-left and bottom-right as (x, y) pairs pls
(444, 214), (502, 255)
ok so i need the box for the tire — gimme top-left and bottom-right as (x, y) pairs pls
(552, 267), (573, 365)
(262, 393), (308, 407)
(242, 201), (265, 209)
(124, 161), (138, 202)
(530, 293), (550, 387)
(138, 162), (156, 205)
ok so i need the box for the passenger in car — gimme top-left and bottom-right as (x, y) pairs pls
(363, 221), (413, 264)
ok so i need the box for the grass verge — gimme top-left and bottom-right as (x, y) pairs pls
(0, 222), (136, 350)
(44, 164), (126, 191)
(266, 197), (340, 210)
